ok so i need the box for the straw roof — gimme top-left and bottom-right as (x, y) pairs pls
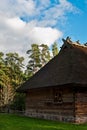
(17, 39), (87, 92)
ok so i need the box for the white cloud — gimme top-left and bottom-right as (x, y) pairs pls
(0, 0), (78, 62)
(16, 0), (35, 16)
(0, 0), (35, 17)
(28, 27), (62, 45)
(0, 15), (62, 59)
(6, 17), (26, 30)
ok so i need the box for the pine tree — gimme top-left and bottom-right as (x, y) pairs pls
(26, 44), (41, 76)
(26, 44), (51, 77)
(0, 52), (11, 109)
(52, 42), (58, 57)
(5, 53), (25, 89)
(40, 44), (51, 66)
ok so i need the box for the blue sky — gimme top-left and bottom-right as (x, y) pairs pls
(0, 0), (87, 57)
(63, 0), (87, 43)
(21, 0), (87, 43)
(20, 0), (87, 45)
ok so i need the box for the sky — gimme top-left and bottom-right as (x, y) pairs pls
(0, 0), (87, 59)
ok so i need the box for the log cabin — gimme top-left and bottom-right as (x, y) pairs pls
(17, 38), (87, 124)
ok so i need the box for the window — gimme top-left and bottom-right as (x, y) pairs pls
(53, 89), (63, 104)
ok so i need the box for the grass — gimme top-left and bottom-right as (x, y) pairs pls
(0, 113), (87, 130)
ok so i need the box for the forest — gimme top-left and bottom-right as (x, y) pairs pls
(0, 42), (58, 112)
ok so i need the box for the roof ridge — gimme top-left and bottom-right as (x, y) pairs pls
(72, 42), (87, 48)
(62, 37), (87, 49)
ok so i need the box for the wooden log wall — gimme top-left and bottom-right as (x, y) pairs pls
(75, 89), (87, 123)
(25, 86), (75, 122)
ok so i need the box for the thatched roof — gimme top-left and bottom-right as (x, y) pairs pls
(17, 38), (87, 92)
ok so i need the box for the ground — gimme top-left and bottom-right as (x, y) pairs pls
(0, 113), (87, 130)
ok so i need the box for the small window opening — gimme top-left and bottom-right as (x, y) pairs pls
(53, 89), (63, 104)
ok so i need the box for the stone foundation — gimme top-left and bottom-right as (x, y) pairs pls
(75, 116), (87, 124)
(25, 109), (75, 123)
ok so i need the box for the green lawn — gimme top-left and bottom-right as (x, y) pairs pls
(0, 113), (87, 130)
